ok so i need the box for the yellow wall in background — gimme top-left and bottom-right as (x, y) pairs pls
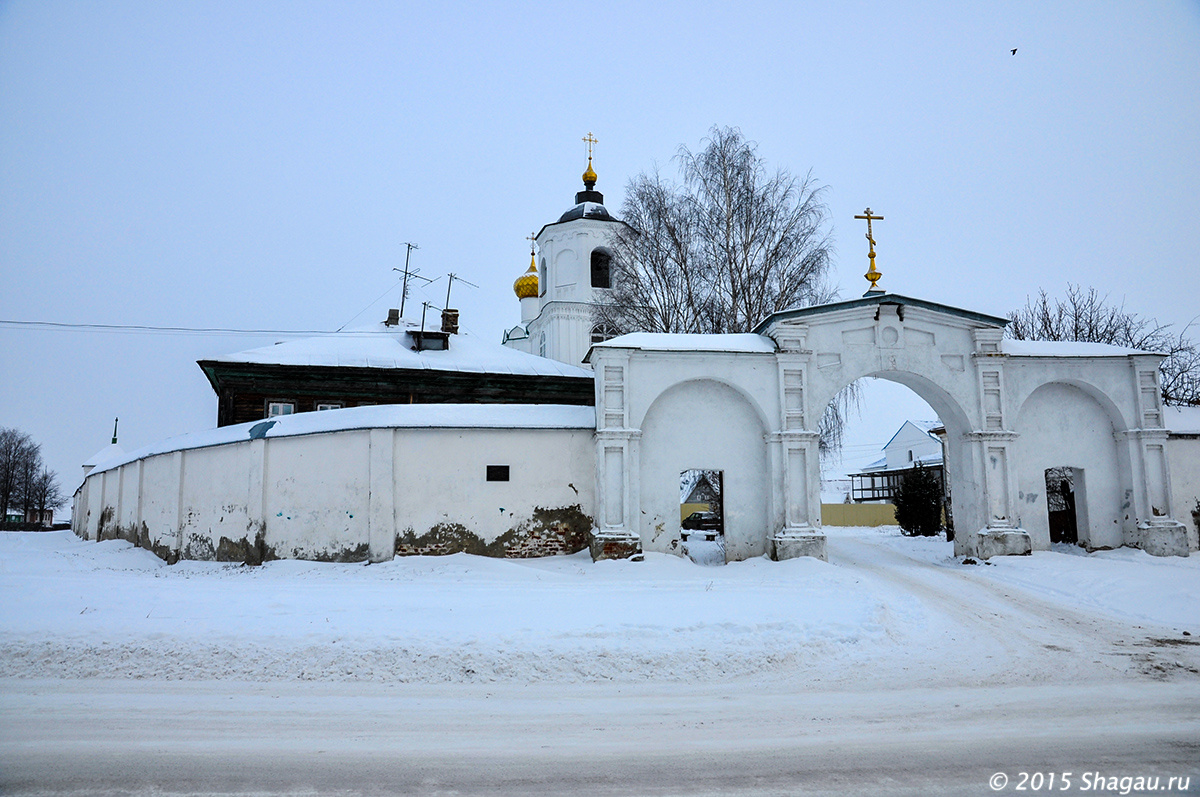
(680, 502), (711, 521)
(821, 503), (897, 527)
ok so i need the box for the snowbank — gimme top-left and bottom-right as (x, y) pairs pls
(3, 528), (1197, 687)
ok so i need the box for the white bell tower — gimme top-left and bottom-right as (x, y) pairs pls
(503, 134), (625, 367)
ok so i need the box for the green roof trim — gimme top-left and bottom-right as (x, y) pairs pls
(753, 293), (1010, 334)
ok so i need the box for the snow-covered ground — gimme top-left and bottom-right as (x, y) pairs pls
(2, 528), (1198, 795)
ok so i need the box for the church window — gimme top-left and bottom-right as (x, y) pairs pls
(539, 257), (548, 297)
(591, 324), (617, 344)
(267, 401), (295, 418)
(486, 465), (510, 482)
(539, 332), (546, 358)
(591, 249), (612, 288)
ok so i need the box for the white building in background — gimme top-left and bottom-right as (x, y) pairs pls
(850, 420), (945, 503)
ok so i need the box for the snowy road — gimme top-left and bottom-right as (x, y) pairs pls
(2, 529), (1198, 795)
(3, 679), (1197, 795)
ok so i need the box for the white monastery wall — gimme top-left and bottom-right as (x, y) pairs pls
(263, 432), (372, 560)
(76, 411), (596, 564)
(1166, 437), (1200, 551)
(179, 441), (254, 560)
(392, 428), (594, 547)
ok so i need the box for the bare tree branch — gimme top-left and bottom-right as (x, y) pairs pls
(1008, 284), (1199, 406)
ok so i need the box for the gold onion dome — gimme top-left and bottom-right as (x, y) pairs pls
(582, 157), (597, 187)
(513, 253), (539, 299)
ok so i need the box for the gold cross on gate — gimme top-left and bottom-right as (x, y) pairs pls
(582, 132), (598, 159)
(854, 208), (885, 292)
(854, 207), (883, 247)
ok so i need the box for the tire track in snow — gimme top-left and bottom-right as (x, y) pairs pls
(826, 534), (1200, 684)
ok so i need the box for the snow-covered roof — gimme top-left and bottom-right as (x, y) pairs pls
(857, 451), (943, 474)
(1000, 339), (1159, 357)
(85, 404), (598, 477)
(82, 442), (124, 468)
(1165, 405), (1200, 434)
(206, 322), (592, 378)
(882, 420), (942, 451)
(588, 333), (776, 359)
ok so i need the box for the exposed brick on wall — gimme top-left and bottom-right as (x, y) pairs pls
(395, 507), (592, 559)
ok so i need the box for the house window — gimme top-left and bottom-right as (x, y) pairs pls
(316, 403), (342, 411)
(590, 249), (612, 288)
(486, 465), (510, 482)
(908, 450), (913, 462)
(267, 401), (295, 418)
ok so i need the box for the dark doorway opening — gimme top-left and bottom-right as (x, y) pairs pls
(679, 469), (724, 565)
(1045, 467), (1079, 545)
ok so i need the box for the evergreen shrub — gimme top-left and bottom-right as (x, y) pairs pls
(894, 463), (943, 537)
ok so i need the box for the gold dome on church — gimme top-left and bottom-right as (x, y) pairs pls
(513, 253), (539, 299)
(582, 158), (597, 186)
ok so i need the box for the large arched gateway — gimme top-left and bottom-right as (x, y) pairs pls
(587, 292), (1193, 562)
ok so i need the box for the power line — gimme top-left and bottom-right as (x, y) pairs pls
(0, 319), (340, 337)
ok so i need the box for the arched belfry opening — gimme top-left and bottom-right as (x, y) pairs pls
(590, 248), (612, 289)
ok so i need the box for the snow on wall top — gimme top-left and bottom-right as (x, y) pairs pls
(208, 322), (593, 378)
(84, 404), (598, 477)
(82, 442), (124, 468)
(591, 333), (777, 355)
(1000, 339), (1159, 357)
(1165, 406), (1200, 434)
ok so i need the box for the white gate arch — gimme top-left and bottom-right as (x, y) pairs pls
(587, 293), (1192, 562)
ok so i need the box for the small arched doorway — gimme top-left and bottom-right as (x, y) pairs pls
(1014, 382), (1126, 551)
(639, 379), (770, 562)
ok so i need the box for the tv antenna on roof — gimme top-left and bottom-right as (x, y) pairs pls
(443, 273), (479, 309)
(393, 242), (431, 317)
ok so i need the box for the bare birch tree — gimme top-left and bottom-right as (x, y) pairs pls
(598, 126), (835, 335)
(596, 127), (853, 450)
(1008, 284), (1199, 406)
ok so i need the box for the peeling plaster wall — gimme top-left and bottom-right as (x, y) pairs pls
(391, 428), (594, 552)
(264, 431), (371, 561)
(75, 424), (595, 565)
(179, 442), (254, 560)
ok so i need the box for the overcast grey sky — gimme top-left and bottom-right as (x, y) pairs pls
(2, 1), (1198, 496)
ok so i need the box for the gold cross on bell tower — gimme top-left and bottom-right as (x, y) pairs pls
(854, 207), (885, 294)
(581, 132), (599, 190)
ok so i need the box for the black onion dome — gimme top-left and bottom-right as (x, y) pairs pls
(557, 201), (616, 223)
